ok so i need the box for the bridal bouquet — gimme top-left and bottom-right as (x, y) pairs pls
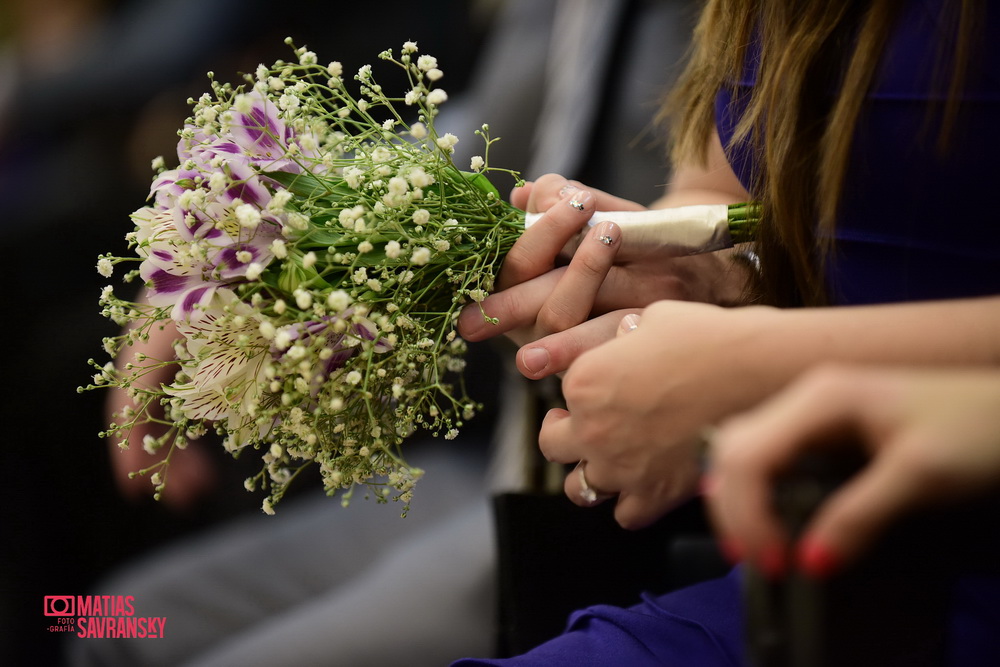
(85, 40), (759, 514)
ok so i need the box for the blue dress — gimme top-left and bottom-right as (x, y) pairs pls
(454, 1), (1000, 664)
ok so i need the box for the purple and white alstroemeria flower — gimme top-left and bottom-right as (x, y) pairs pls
(135, 160), (283, 321)
(179, 90), (322, 174)
(165, 289), (270, 449)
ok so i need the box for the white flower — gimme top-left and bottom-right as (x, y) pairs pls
(274, 329), (292, 349)
(406, 166), (434, 188)
(303, 251), (317, 268)
(435, 132), (458, 151)
(346, 370), (363, 385)
(285, 212), (309, 231)
(358, 241), (373, 254)
(235, 204), (261, 229)
(469, 155), (485, 172)
(326, 290), (351, 311)
(402, 41), (418, 53)
(417, 55), (438, 72)
(294, 289), (313, 309)
(268, 188), (292, 212)
(426, 89), (448, 106)
(208, 171), (228, 192)
(97, 258), (114, 278)
(344, 167), (364, 189)
(412, 209), (430, 225)
(327, 61), (343, 77)
(385, 240), (402, 259)
(270, 239), (287, 259)
(426, 68), (443, 82)
(245, 262), (264, 281)
(410, 122), (428, 139)
(410, 247), (431, 265)
(388, 176), (408, 197)
(234, 93), (253, 114)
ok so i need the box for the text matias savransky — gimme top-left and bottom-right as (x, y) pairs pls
(74, 595), (166, 639)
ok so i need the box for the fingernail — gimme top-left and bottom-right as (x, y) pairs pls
(619, 313), (641, 333)
(594, 221), (620, 247)
(566, 190), (592, 212)
(521, 347), (550, 375)
(558, 184), (579, 198)
(758, 544), (788, 579)
(796, 536), (842, 579)
(719, 537), (744, 564)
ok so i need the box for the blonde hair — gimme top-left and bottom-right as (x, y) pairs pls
(665, 0), (980, 306)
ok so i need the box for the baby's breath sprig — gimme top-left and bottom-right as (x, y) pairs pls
(81, 40), (524, 515)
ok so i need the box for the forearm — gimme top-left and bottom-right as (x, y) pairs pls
(754, 296), (1000, 392)
(651, 129), (750, 209)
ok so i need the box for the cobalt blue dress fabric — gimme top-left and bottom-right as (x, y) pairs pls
(454, 1), (1000, 664)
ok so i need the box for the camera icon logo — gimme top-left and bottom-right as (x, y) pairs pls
(44, 596), (76, 616)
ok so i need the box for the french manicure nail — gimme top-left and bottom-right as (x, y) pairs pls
(619, 313), (641, 333)
(521, 347), (550, 375)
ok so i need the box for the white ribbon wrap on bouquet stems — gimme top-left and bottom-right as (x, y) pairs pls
(523, 204), (734, 257)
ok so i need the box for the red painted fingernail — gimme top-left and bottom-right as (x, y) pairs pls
(796, 536), (842, 579)
(719, 537), (745, 564)
(758, 544), (788, 579)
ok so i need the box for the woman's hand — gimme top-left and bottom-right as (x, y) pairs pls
(536, 300), (783, 529)
(706, 365), (1000, 578)
(457, 174), (753, 351)
(106, 320), (216, 511)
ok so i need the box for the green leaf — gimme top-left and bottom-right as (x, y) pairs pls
(265, 171), (356, 200)
(461, 171), (500, 199)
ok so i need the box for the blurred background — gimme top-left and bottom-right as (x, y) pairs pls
(0, 1), (491, 663)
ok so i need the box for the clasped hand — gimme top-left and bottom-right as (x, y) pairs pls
(457, 174), (760, 528)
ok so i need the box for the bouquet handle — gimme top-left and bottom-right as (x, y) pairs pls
(523, 204), (735, 256)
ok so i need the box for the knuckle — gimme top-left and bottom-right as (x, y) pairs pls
(573, 248), (611, 280)
(536, 299), (579, 333)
